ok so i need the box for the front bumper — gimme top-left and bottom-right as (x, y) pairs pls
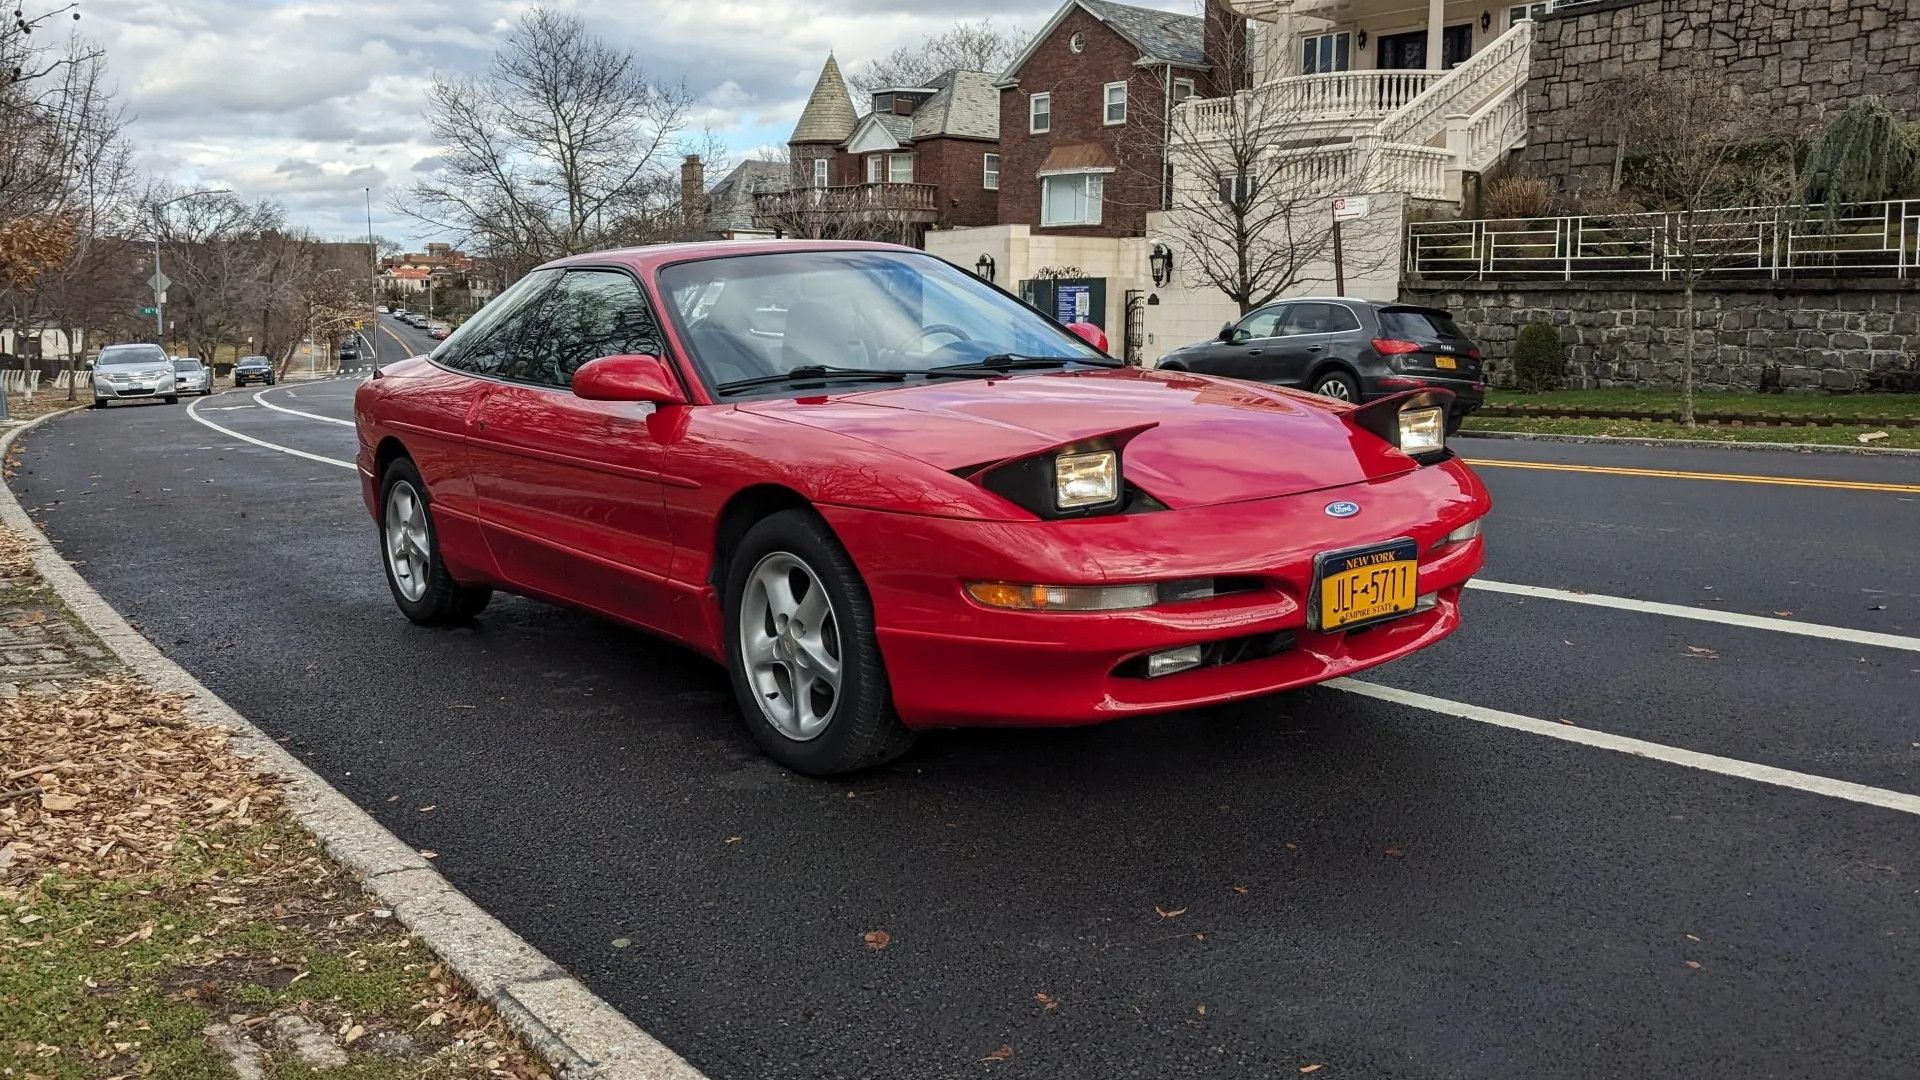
(819, 457), (1490, 729)
(95, 382), (175, 398)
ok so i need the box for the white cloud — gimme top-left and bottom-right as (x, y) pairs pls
(75, 0), (1194, 247)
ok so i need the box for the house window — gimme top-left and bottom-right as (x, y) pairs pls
(1030, 92), (1052, 134)
(866, 155), (885, 184)
(888, 153), (914, 183)
(1218, 173), (1260, 205)
(1300, 32), (1351, 74)
(1104, 82), (1128, 125)
(1041, 173), (1104, 226)
(812, 158), (828, 187)
(1508, 2), (1551, 25)
(984, 153), (1001, 191)
(1173, 78), (1197, 104)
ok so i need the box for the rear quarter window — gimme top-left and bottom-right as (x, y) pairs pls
(1379, 309), (1465, 341)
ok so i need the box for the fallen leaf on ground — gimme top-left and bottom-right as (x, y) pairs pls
(1684, 645), (1720, 660)
(1384, 845), (1406, 859)
(1686, 934), (1700, 942)
(611, 938), (631, 949)
(1773, 611), (1793, 617)
(342, 1025), (366, 1047)
(1231, 886), (1249, 895)
(982, 1045), (1013, 1063)
(1858, 431), (1888, 444)
(417, 805), (436, 812)
(1684, 960), (1701, 970)
(1155, 906), (1188, 919)
(863, 930), (891, 950)
(1301, 1065), (1324, 1074)
(419, 850), (438, 860)
(725, 836), (742, 845)
(1033, 992), (1056, 1010)
(39, 792), (82, 812)
(1196, 1004), (1207, 1016)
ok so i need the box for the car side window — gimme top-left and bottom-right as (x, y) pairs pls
(434, 269), (561, 377)
(505, 269), (666, 388)
(1238, 306), (1286, 340)
(1281, 303), (1332, 335)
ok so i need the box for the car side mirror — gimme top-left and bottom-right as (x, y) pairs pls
(572, 354), (686, 405)
(1218, 321), (1237, 342)
(1066, 320), (1109, 353)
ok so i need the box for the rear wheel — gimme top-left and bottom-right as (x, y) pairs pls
(164, 395), (179, 405)
(1311, 370), (1360, 402)
(379, 458), (492, 626)
(723, 509), (914, 776)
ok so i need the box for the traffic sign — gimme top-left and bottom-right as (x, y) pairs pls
(139, 306), (158, 316)
(147, 270), (172, 294)
(1331, 196), (1370, 221)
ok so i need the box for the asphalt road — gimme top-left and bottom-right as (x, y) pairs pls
(12, 325), (1920, 1079)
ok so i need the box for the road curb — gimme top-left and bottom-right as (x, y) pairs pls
(1, 407), (706, 1080)
(1457, 428), (1920, 457)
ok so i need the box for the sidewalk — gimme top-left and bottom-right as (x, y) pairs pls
(0, 517), (555, 1078)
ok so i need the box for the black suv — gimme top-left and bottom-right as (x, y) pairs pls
(233, 355), (276, 387)
(1157, 298), (1485, 429)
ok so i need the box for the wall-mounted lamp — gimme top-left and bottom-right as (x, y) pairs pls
(1148, 243), (1174, 288)
(1357, 29), (1368, 48)
(1480, 10), (1492, 30)
(975, 254), (996, 282)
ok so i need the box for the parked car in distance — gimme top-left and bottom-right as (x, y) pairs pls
(91, 344), (179, 406)
(233, 355), (276, 387)
(1157, 298), (1487, 430)
(427, 323), (451, 340)
(377, 305), (390, 314)
(172, 357), (211, 396)
(354, 241), (1490, 775)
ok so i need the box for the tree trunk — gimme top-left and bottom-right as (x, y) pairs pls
(1681, 279), (1697, 428)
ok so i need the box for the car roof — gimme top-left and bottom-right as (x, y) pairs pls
(534, 239), (922, 274)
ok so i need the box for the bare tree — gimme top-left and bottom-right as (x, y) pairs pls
(404, 7), (703, 280)
(1614, 70), (1791, 424)
(851, 20), (1024, 93)
(1122, 4), (1392, 315)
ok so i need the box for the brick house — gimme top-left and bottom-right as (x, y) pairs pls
(762, 57), (1001, 241)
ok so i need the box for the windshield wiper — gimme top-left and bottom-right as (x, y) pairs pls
(714, 365), (915, 395)
(927, 354), (1122, 378)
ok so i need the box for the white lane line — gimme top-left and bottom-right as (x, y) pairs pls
(1333, 678), (1920, 818)
(185, 393), (356, 471)
(253, 385), (355, 427)
(1469, 578), (1920, 655)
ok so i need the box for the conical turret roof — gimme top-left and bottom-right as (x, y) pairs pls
(790, 54), (859, 144)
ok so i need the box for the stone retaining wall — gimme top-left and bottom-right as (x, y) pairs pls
(1399, 279), (1920, 391)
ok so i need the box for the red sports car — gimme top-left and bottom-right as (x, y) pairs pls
(354, 241), (1490, 775)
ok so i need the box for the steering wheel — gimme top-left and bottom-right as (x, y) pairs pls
(909, 323), (973, 355)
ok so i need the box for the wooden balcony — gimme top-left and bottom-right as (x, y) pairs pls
(752, 183), (941, 226)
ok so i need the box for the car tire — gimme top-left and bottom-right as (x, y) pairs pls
(723, 509), (915, 776)
(378, 457), (493, 626)
(1310, 369), (1360, 402)
(164, 395), (179, 405)
(91, 397), (106, 409)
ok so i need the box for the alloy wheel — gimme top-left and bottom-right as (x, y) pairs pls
(740, 551), (843, 741)
(384, 482), (431, 602)
(1316, 377), (1354, 400)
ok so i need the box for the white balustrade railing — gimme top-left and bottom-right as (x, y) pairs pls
(1267, 139), (1454, 202)
(1377, 19), (1533, 147)
(1183, 69), (1445, 142)
(1450, 79), (1529, 175)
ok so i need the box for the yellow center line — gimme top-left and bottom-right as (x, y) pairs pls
(378, 323), (420, 359)
(1463, 458), (1920, 494)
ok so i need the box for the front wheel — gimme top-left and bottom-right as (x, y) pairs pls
(723, 509), (914, 776)
(1311, 370), (1360, 402)
(164, 395), (179, 405)
(379, 458), (492, 626)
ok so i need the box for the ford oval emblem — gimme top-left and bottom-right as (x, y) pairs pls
(1325, 501), (1361, 519)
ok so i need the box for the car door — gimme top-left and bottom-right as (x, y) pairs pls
(467, 267), (682, 632)
(1189, 305), (1286, 379)
(1260, 302), (1336, 387)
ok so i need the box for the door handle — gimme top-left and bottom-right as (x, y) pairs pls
(1246, 349), (1263, 356)
(1307, 345), (1324, 352)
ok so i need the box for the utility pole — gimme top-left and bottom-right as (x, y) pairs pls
(365, 186), (379, 362)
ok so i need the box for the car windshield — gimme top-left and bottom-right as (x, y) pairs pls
(657, 249), (1104, 391)
(238, 357), (268, 367)
(1380, 308), (1467, 342)
(97, 345), (166, 367)
(173, 360), (199, 372)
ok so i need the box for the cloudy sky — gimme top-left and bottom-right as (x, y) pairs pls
(75, 0), (1193, 251)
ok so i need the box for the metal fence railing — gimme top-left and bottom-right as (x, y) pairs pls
(1405, 200), (1920, 281)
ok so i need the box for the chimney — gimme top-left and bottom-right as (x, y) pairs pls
(681, 154), (709, 234)
(1203, 0), (1250, 94)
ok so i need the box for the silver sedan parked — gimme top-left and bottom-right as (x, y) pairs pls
(172, 357), (212, 396)
(92, 343), (179, 406)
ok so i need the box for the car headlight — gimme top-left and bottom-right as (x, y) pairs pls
(1055, 450), (1118, 510)
(1433, 517), (1483, 550)
(1398, 406), (1446, 455)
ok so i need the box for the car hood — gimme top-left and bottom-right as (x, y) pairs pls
(98, 363), (174, 377)
(738, 368), (1416, 510)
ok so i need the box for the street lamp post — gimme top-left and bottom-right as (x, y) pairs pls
(151, 188), (233, 347)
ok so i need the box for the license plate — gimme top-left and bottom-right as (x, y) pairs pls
(1313, 538), (1420, 632)
(1434, 355), (1458, 370)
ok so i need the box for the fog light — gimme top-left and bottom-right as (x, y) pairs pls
(1433, 518), (1483, 549)
(1414, 592), (1439, 614)
(1146, 645), (1204, 678)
